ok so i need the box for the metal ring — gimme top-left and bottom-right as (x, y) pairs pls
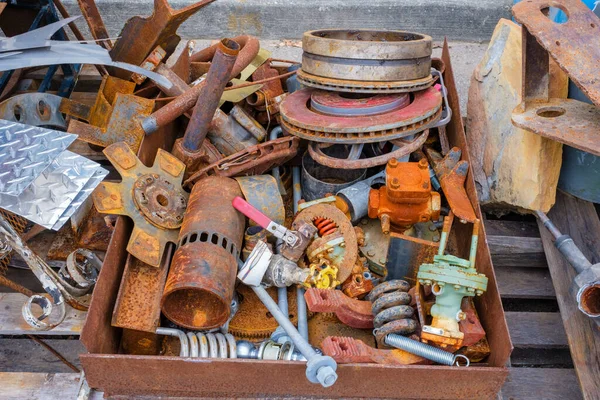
(454, 354), (470, 367)
(307, 130), (429, 169)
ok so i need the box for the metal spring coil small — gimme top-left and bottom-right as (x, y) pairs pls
(157, 328), (237, 358)
(313, 217), (337, 236)
(384, 333), (469, 367)
(366, 280), (417, 343)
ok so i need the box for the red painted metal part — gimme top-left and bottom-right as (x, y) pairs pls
(310, 91), (410, 114)
(304, 288), (374, 329)
(322, 336), (427, 365)
(280, 86), (441, 143)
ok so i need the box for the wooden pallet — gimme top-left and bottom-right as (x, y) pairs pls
(0, 204), (596, 399)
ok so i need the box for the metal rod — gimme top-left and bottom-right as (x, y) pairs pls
(183, 39), (240, 151)
(534, 210), (562, 241)
(27, 334), (81, 372)
(469, 219), (480, 267)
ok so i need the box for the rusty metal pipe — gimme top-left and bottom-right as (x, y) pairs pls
(190, 35), (260, 79)
(183, 39), (240, 151)
(141, 37), (259, 135)
(161, 177), (244, 330)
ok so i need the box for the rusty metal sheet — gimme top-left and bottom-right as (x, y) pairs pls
(109, 0), (215, 80)
(235, 175), (285, 226)
(77, 0), (112, 49)
(513, 0), (600, 107)
(68, 76), (153, 153)
(307, 312), (375, 349)
(112, 250), (172, 333)
(512, 97), (600, 157)
(92, 142), (188, 267)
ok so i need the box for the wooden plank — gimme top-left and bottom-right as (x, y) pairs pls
(487, 236), (543, 254)
(0, 372), (95, 400)
(0, 293), (86, 336)
(491, 252), (548, 268)
(484, 219), (540, 238)
(538, 191), (600, 399)
(496, 266), (556, 299)
(506, 312), (568, 348)
(0, 338), (84, 373)
(501, 367), (583, 400)
(0, 267), (44, 293)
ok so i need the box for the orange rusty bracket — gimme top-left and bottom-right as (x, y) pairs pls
(322, 336), (427, 365)
(304, 288), (374, 329)
(109, 0), (216, 80)
(425, 146), (476, 223)
(68, 76), (154, 153)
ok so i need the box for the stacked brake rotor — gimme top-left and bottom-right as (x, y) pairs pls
(280, 29), (443, 169)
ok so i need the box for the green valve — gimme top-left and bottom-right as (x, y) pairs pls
(417, 215), (488, 346)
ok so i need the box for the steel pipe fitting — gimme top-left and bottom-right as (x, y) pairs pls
(161, 177), (244, 330)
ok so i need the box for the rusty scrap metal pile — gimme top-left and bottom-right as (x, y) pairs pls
(0, 0), (491, 388)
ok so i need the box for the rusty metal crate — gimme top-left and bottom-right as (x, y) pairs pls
(78, 42), (512, 399)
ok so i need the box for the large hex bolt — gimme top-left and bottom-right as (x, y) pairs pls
(249, 283), (338, 387)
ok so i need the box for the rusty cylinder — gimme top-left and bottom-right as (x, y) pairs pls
(161, 177), (244, 330)
(183, 38), (240, 151)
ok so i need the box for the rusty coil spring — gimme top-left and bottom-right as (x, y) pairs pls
(366, 280), (418, 344)
(313, 217), (337, 236)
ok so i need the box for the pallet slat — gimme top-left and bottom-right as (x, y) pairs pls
(0, 338), (85, 373)
(0, 293), (86, 336)
(495, 266), (556, 299)
(506, 311), (568, 348)
(538, 192), (600, 399)
(501, 367), (583, 400)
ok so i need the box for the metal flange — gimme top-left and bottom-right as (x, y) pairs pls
(280, 87), (441, 144)
(92, 142), (189, 267)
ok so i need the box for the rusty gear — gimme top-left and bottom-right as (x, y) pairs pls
(228, 285), (298, 340)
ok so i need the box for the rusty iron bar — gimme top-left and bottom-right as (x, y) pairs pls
(76, 0), (112, 49)
(183, 39), (240, 151)
(27, 335), (81, 372)
(0, 274), (34, 297)
(161, 177), (245, 330)
(141, 36), (260, 134)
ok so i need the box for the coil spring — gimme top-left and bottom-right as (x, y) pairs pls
(366, 280), (417, 344)
(157, 328), (237, 358)
(384, 333), (470, 367)
(313, 217), (337, 236)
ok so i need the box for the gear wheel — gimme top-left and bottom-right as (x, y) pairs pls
(228, 285), (298, 341)
(92, 142), (188, 267)
(294, 204), (357, 282)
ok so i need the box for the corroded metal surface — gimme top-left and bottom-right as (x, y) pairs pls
(229, 285), (298, 340)
(68, 76), (153, 153)
(305, 288), (373, 329)
(112, 251), (172, 333)
(302, 29), (432, 82)
(280, 87), (441, 144)
(512, 0), (600, 107)
(425, 146), (476, 223)
(92, 142), (188, 267)
(294, 203), (357, 283)
(235, 175), (285, 226)
(307, 130), (430, 169)
(322, 336), (426, 365)
(341, 257), (374, 299)
(307, 312), (375, 349)
(109, 0), (215, 80)
(358, 217), (390, 276)
(184, 136), (300, 187)
(366, 280), (417, 345)
(77, 0), (112, 49)
(368, 158), (441, 232)
(161, 176), (244, 330)
(296, 69), (435, 94)
(386, 233), (439, 283)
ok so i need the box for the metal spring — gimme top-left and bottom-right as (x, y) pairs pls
(384, 333), (469, 367)
(366, 280), (417, 342)
(156, 328), (237, 358)
(313, 217), (337, 236)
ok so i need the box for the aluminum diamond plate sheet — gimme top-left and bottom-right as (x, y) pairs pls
(0, 150), (102, 229)
(0, 119), (77, 196)
(51, 166), (109, 231)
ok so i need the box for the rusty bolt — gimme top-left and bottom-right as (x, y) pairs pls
(418, 159), (428, 169)
(388, 158), (398, 168)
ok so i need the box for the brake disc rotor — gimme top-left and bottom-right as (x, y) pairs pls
(92, 142), (188, 267)
(280, 87), (441, 144)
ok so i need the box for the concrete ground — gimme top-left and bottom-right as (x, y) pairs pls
(187, 39), (489, 115)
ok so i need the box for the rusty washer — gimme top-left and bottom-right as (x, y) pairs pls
(161, 176), (245, 330)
